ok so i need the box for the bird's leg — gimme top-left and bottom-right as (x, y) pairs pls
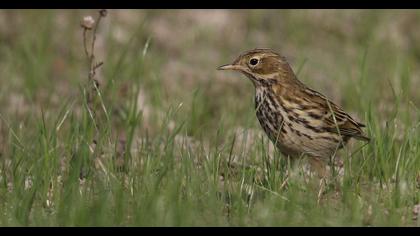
(327, 153), (345, 194)
(308, 157), (328, 179)
(317, 177), (326, 204)
(308, 158), (329, 203)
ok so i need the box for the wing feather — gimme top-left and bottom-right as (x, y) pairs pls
(304, 87), (370, 142)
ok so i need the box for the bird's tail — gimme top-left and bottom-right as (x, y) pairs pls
(354, 134), (371, 142)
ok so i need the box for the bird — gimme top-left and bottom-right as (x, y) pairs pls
(218, 48), (370, 177)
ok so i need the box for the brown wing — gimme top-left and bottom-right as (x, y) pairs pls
(304, 88), (370, 142)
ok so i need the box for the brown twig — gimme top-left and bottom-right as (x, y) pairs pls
(81, 10), (107, 81)
(79, 10), (108, 178)
(89, 14), (101, 67)
(82, 28), (89, 59)
(81, 10), (108, 123)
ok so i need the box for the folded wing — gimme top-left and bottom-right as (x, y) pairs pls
(304, 87), (370, 142)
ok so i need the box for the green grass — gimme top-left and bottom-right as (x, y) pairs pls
(0, 9), (419, 226)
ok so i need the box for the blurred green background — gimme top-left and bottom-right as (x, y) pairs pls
(0, 10), (419, 226)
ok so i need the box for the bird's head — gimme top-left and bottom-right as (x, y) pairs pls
(218, 48), (296, 86)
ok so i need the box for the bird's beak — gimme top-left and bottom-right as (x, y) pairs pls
(217, 64), (242, 71)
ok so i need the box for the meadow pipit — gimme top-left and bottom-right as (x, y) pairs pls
(218, 48), (370, 176)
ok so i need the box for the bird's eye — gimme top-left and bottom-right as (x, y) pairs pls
(249, 58), (259, 66)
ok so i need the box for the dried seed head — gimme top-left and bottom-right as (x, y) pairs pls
(99, 9), (108, 17)
(81, 16), (95, 30)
